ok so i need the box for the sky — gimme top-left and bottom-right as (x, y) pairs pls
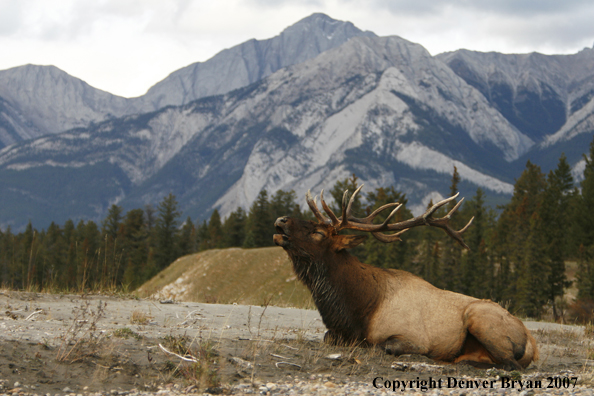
(1, 0), (593, 98)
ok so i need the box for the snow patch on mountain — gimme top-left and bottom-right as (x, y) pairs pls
(394, 141), (514, 194)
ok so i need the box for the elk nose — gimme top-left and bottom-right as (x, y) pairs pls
(275, 216), (288, 226)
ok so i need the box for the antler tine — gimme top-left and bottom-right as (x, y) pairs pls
(445, 197), (464, 219)
(363, 203), (399, 221)
(371, 228), (409, 243)
(459, 216), (474, 234)
(320, 190), (340, 227)
(334, 185), (364, 231)
(306, 189), (329, 224)
(424, 192), (459, 220)
(441, 214), (474, 250)
(340, 189), (349, 223)
(345, 185), (363, 219)
(381, 204), (403, 227)
(420, 194), (473, 249)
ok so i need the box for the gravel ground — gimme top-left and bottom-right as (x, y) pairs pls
(1, 291), (593, 395)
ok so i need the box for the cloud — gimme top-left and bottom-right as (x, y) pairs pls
(0, 0), (593, 97)
(332, 0), (594, 54)
(0, 0), (25, 36)
(366, 0), (592, 17)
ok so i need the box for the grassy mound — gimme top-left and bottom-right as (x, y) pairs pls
(137, 247), (313, 309)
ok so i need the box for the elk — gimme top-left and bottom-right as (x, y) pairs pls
(273, 186), (538, 370)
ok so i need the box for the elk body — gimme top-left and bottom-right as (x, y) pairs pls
(273, 187), (538, 370)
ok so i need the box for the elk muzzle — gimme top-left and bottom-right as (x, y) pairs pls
(273, 216), (291, 247)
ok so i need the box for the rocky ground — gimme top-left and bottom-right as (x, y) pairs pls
(1, 290), (593, 395)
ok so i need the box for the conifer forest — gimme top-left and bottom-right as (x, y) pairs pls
(2, 137), (594, 323)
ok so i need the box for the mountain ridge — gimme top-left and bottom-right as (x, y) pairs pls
(0, 13), (374, 149)
(0, 14), (593, 230)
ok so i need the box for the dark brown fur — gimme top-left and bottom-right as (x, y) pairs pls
(277, 217), (383, 344)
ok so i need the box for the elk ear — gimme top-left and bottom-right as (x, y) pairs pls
(334, 234), (367, 251)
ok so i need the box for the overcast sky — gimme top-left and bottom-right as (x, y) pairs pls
(1, 0), (593, 98)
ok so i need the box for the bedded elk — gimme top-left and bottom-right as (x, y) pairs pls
(273, 186), (538, 370)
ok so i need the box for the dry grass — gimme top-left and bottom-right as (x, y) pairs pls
(130, 310), (152, 325)
(136, 247), (313, 308)
(55, 300), (108, 363)
(160, 334), (222, 390)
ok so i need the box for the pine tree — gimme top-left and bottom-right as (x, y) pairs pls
(207, 210), (224, 249)
(541, 154), (574, 319)
(102, 204), (123, 239)
(244, 190), (272, 248)
(21, 221), (38, 290)
(178, 216), (197, 256)
(121, 209), (149, 289)
(0, 227), (12, 286)
(577, 137), (594, 299)
(442, 166), (464, 291)
(61, 220), (77, 289)
(363, 186), (414, 271)
(101, 204), (123, 288)
(197, 220), (210, 251)
(494, 161), (546, 308)
(516, 211), (550, 318)
(76, 220), (100, 292)
(417, 200), (443, 285)
(270, 190), (300, 219)
(458, 189), (491, 297)
(153, 193), (181, 271)
(222, 207), (247, 247)
(42, 222), (66, 291)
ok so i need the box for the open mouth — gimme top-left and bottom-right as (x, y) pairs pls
(274, 225), (290, 246)
(275, 226), (290, 241)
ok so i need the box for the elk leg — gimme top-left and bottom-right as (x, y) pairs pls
(453, 333), (497, 366)
(323, 330), (359, 346)
(463, 300), (530, 370)
(323, 330), (343, 345)
(380, 335), (428, 356)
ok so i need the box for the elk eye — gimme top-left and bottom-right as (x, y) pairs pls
(313, 231), (325, 237)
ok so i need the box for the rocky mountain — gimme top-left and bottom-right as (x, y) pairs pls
(139, 13), (376, 111)
(437, 48), (594, 176)
(0, 13), (374, 149)
(0, 65), (134, 149)
(0, 14), (593, 230)
(0, 34), (530, 229)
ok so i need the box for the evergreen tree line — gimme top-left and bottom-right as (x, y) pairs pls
(2, 137), (594, 322)
(0, 190), (309, 292)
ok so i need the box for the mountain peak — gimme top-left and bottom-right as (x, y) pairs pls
(139, 13), (376, 111)
(282, 12), (376, 40)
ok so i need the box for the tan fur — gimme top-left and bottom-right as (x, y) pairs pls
(366, 270), (538, 369)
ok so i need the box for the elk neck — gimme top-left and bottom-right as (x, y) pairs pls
(288, 248), (387, 343)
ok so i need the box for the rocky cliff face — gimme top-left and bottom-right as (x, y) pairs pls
(0, 13), (374, 149)
(0, 65), (135, 148)
(138, 13), (376, 111)
(437, 47), (594, 144)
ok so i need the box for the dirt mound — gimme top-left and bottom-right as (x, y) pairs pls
(137, 247), (313, 308)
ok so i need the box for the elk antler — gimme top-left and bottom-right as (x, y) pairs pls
(306, 187), (474, 249)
